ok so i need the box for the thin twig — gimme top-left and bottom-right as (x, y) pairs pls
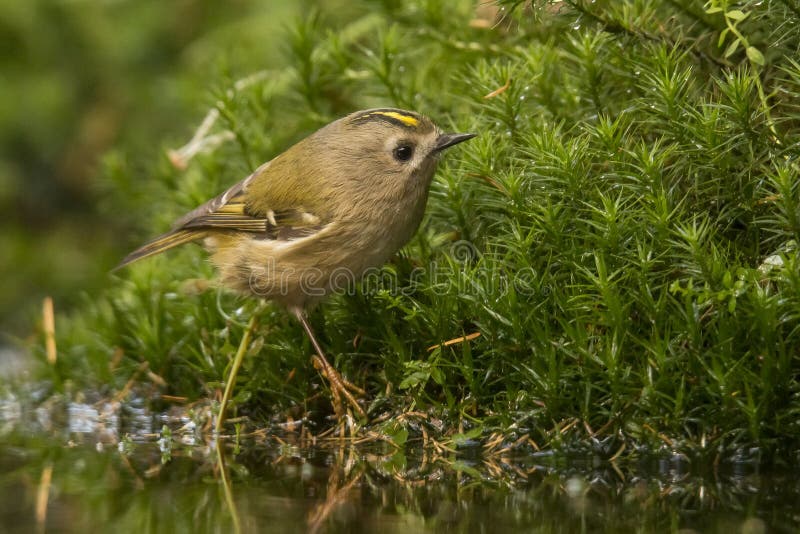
(42, 297), (56, 365)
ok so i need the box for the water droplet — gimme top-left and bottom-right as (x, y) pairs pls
(566, 477), (586, 498)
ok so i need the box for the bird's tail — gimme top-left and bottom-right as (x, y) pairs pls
(113, 229), (207, 271)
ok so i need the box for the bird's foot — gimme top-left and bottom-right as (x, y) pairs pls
(312, 354), (366, 419)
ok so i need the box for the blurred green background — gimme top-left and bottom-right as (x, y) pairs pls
(0, 0), (357, 338)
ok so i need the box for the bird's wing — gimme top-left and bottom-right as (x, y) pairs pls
(115, 163), (328, 269)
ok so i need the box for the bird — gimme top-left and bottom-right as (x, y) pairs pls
(117, 107), (476, 427)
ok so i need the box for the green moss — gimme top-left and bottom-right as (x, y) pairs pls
(13, 0), (800, 456)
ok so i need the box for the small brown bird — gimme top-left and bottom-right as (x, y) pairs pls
(118, 108), (475, 423)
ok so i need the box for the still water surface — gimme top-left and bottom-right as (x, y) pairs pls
(0, 397), (798, 533)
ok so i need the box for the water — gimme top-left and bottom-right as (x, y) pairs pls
(1, 396), (798, 533)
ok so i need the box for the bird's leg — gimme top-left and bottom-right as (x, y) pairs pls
(293, 309), (366, 419)
(215, 313), (258, 435)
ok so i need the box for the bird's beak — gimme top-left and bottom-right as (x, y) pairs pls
(433, 132), (477, 152)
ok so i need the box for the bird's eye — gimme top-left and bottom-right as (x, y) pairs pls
(393, 143), (414, 162)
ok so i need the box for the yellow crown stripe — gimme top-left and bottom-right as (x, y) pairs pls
(369, 111), (419, 127)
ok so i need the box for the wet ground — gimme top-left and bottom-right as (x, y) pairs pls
(1, 392), (798, 533)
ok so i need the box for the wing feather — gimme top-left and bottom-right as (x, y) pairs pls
(116, 162), (329, 270)
(114, 229), (207, 271)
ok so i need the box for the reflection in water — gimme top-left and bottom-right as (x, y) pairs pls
(35, 462), (52, 534)
(306, 447), (365, 534)
(215, 440), (241, 534)
(0, 396), (798, 533)
(0, 432), (798, 533)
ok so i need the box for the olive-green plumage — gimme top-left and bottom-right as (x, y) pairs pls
(119, 108), (474, 313)
(118, 108), (475, 418)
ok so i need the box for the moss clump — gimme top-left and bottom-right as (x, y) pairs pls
(18, 1), (800, 458)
